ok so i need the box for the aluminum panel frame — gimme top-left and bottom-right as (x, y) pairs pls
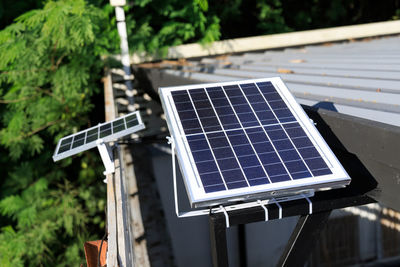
(159, 77), (351, 208)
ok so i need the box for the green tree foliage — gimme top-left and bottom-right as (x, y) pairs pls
(0, 0), (112, 265)
(0, 0), (221, 265)
(124, 0), (221, 55)
(0, 0), (398, 265)
(256, 0), (291, 33)
(0, 0), (43, 29)
(207, 0), (400, 40)
(0, 0), (115, 158)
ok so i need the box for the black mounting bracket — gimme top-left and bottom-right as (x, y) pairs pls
(208, 191), (374, 267)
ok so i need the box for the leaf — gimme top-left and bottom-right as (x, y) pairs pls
(0, 0), (111, 265)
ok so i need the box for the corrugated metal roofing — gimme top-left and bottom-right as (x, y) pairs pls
(161, 36), (400, 127)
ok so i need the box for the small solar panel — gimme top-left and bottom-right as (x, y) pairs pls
(53, 110), (145, 161)
(159, 78), (350, 207)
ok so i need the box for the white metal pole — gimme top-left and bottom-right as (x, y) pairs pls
(114, 3), (135, 112)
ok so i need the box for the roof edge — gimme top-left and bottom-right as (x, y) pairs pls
(130, 20), (400, 64)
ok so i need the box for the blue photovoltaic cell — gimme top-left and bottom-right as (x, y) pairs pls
(171, 81), (332, 194)
(53, 110), (143, 163)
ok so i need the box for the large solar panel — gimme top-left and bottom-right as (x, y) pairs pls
(160, 78), (350, 208)
(53, 110), (145, 161)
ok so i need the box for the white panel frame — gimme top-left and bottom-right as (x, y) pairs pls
(53, 110), (145, 161)
(159, 77), (351, 208)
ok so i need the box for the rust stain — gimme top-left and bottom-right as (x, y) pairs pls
(376, 88), (382, 92)
(289, 59), (306, 63)
(277, 68), (294, 74)
(362, 37), (374, 42)
(220, 60), (233, 66)
(214, 54), (231, 60)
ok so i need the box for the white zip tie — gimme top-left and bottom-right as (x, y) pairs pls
(257, 200), (269, 221)
(168, 136), (313, 221)
(271, 198), (283, 219)
(303, 194), (313, 214)
(219, 205), (230, 228)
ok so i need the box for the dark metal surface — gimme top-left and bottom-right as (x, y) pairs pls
(209, 213), (229, 267)
(277, 211), (332, 267)
(207, 191), (373, 267)
(209, 192), (374, 227)
(237, 224), (247, 267)
(303, 106), (400, 211)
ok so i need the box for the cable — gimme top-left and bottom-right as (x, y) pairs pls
(116, 137), (166, 145)
(98, 232), (107, 267)
(98, 206), (108, 267)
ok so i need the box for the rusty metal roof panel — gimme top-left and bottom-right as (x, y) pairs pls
(161, 36), (400, 126)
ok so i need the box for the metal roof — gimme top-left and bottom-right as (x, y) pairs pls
(161, 36), (400, 127)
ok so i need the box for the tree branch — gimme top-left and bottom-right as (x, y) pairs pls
(50, 40), (58, 71)
(55, 53), (67, 69)
(1, 68), (52, 75)
(0, 87), (64, 104)
(34, 87), (64, 104)
(0, 95), (37, 104)
(11, 119), (63, 142)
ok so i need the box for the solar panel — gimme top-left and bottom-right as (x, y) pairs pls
(159, 77), (350, 208)
(53, 110), (145, 161)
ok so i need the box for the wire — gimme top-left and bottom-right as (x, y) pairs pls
(98, 206), (108, 267)
(98, 232), (107, 267)
(116, 137), (166, 145)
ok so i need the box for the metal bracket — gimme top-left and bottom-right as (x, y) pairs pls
(168, 136), (235, 222)
(168, 136), (210, 218)
(96, 139), (115, 175)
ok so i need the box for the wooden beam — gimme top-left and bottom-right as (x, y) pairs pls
(104, 68), (153, 267)
(104, 70), (117, 121)
(104, 70), (119, 267)
(114, 147), (135, 266)
(104, 70), (137, 267)
(123, 148), (151, 267)
(129, 20), (400, 63)
(106, 173), (118, 267)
